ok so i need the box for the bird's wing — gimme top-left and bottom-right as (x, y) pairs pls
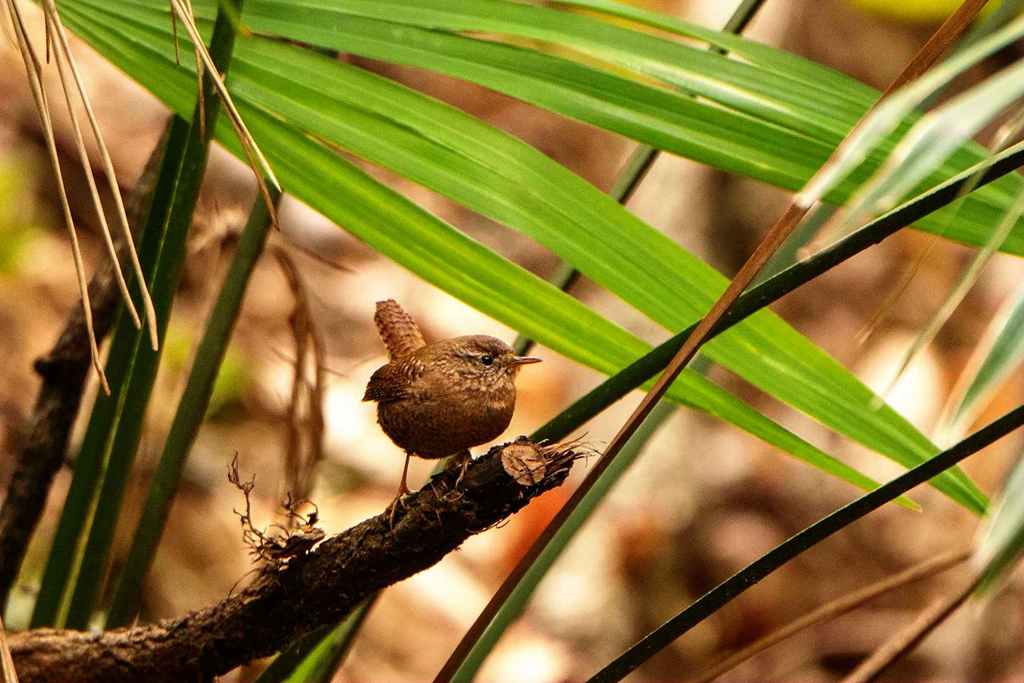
(362, 359), (422, 403)
(374, 299), (426, 359)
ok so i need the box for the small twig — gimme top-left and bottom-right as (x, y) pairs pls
(227, 456), (323, 568)
(840, 572), (982, 683)
(168, 0), (181, 64)
(694, 548), (971, 683)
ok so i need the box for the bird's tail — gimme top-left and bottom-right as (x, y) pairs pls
(374, 299), (426, 359)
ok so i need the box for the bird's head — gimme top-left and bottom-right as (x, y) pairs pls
(436, 335), (541, 385)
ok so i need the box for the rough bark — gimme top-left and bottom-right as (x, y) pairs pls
(9, 439), (577, 683)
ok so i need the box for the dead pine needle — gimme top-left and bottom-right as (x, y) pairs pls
(7, 0), (109, 394)
(693, 548), (971, 683)
(166, 0), (280, 227)
(41, 0), (51, 63)
(840, 572), (981, 683)
(168, 0), (181, 64)
(181, 0), (206, 139)
(42, 0), (159, 350)
(43, 1), (141, 333)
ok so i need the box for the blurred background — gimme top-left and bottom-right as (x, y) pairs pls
(2, 0), (1024, 681)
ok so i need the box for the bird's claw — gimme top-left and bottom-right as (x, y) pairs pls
(387, 492), (409, 528)
(450, 450), (472, 489)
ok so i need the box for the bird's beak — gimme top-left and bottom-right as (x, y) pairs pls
(512, 356), (542, 366)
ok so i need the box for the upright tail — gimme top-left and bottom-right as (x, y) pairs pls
(374, 299), (426, 359)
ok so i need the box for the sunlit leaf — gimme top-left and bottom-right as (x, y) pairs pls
(60, 0), (986, 512)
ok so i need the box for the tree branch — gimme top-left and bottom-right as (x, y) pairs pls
(8, 439), (578, 683)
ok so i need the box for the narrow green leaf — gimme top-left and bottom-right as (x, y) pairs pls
(31, 0), (242, 629)
(105, 187), (280, 628)
(837, 59), (1024, 236)
(254, 598), (377, 683)
(545, 0), (874, 97)
(589, 406), (1024, 683)
(28, 115), (192, 629)
(975, 452), (1024, 592)
(939, 285), (1024, 445)
(236, 0), (1024, 252)
(59, 0), (985, 512)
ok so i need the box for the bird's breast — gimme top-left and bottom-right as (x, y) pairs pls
(376, 380), (517, 458)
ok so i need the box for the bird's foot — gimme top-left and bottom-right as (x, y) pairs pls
(387, 495), (405, 528)
(387, 484), (412, 528)
(438, 452), (472, 503)
(451, 450), (472, 488)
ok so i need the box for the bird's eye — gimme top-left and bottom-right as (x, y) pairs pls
(480, 354), (495, 366)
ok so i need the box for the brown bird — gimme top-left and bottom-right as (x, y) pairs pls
(363, 300), (541, 516)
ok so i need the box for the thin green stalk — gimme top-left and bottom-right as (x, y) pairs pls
(434, 93), (1024, 683)
(535, 135), (1024, 445)
(454, 401), (676, 681)
(30, 1), (244, 630)
(720, 0), (764, 34)
(29, 115), (192, 629)
(105, 186), (281, 628)
(588, 404), (1024, 683)
(255, 597), (378, 683)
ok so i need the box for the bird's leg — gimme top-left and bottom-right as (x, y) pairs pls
(399, 451), (412, 497)
(388, 452), (413, 527)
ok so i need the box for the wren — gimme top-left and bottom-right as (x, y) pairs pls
(362, 300), (541, 515)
